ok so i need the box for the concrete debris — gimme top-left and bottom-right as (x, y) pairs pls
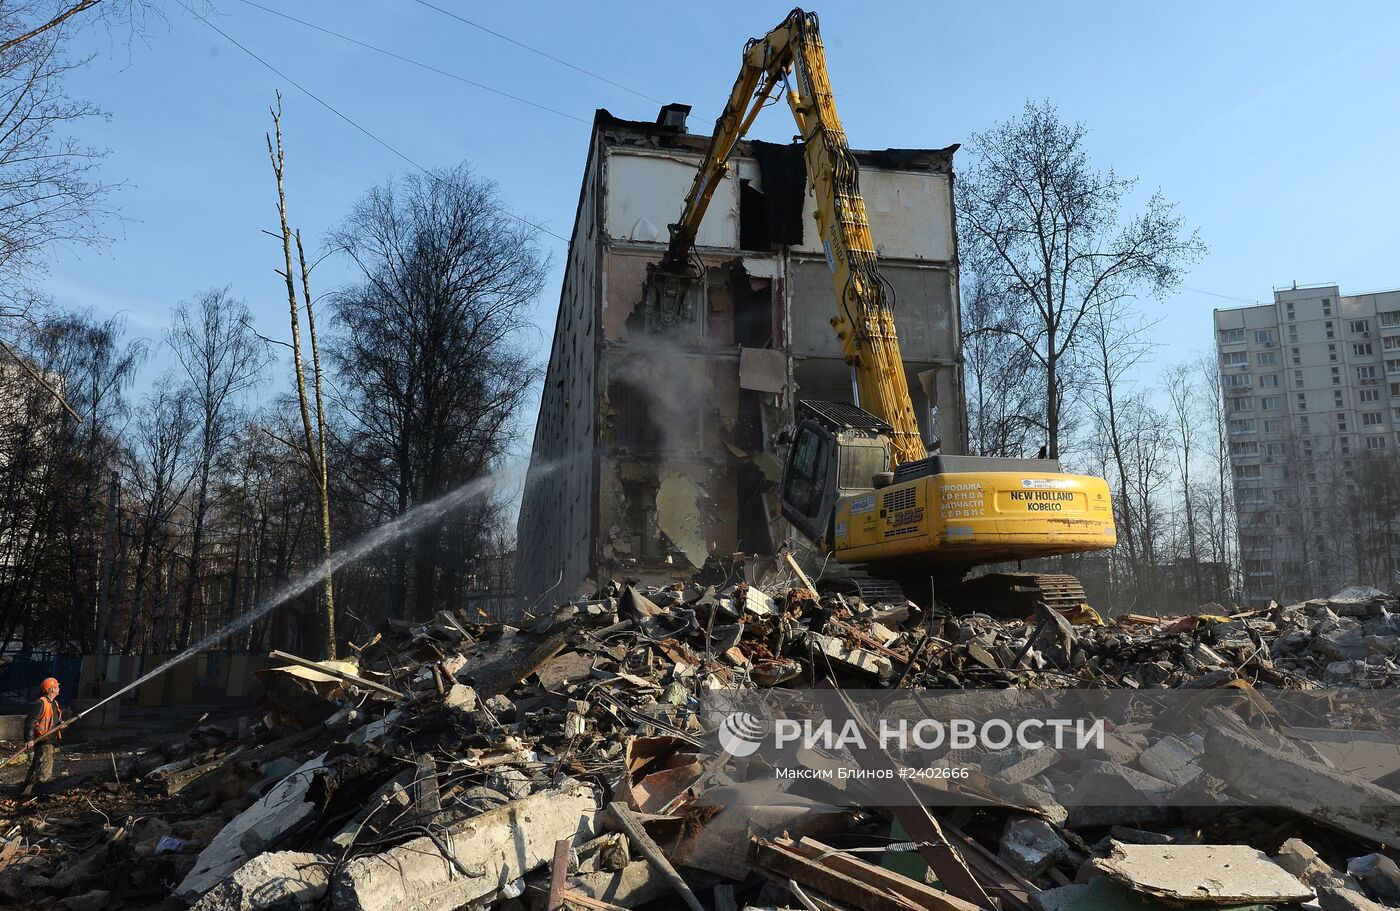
(176, 753), (326, 899)
(1316, 875), (1394, 911)
(442, 682), (478, 712)
(1201, 713), (1400, 846)
(999, 817), (1070, 878)
(1136, 735), (1203, 787)
(1273, 837), (1333, 884)
(1097, 839), (1316, 906)
(6, 581), (1400, 909)
(807, 631), (894, 679)
(1099, 841), (1314, 904)
(190, 851), (331, 911)
(1347, 853), (1400, 903)
(982, 745), (1061, 784)
(656, 473), (709, 568)
(333, 781), (598, 911)
(1029, 883), (1089, 911)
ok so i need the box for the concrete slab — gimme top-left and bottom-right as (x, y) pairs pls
(190, 850), (331, 911)
(1101, 842), (1313, 904)
(332, 780), (598, 911)
(1138, 735), (1202, 787)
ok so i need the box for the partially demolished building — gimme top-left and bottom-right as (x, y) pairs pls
(518, 107), (967, 606)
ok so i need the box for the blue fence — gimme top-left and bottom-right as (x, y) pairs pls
(0, 653), (82, 697)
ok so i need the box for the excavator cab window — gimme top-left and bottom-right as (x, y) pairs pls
(838, 442), (888, 490)
(781, 420), (835, 540)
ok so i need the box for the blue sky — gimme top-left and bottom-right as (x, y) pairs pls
(36, 1), (1400, 449)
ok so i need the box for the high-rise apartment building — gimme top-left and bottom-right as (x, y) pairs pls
(1215, 283), (1400, 602)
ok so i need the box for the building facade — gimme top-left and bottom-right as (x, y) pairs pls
(1215, 283), (1400, 602)
(517, 108), (967, 607)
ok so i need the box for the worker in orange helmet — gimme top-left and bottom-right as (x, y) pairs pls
(19, 677), (61, 797)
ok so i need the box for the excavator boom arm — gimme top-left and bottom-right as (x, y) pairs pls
(658, 9), (925, 464)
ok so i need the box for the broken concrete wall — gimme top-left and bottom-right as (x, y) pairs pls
(597, 457), (743, 579)
(792, 164), (956, 263)
(603, 151), (738, 249)
(520, 108), (966, 597)
(516, 125), (604, 609)
(789, 258), (964, 452)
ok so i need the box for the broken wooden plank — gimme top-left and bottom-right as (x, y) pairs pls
(268, 650), (403, 699)
(560, 891), (632, 911)
(936, 818), (1038, 911)
(791, 837), (984, 911)
(160, 748), (244, 796)
(784, 552), (817, 592)
(479, 632), (568, 697)
(0, 838), (20, 874)
(749, 836), (927, 911)
(159, 722), (328, 797)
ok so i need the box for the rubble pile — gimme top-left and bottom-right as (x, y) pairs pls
(928, 587), (1400, 690)
(1, 579), (1399, 910)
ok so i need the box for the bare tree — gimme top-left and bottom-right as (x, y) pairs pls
(961, 267), (1043, 457)
(0, 1), (170, 56)
(0, 1), (221, 414)
(0, 4), (120, 310)
(167, 288), (270, 649)
(0, 309), (139, 650)
(1163, 362), (1203, 601)
(266, 95), (336, 658)
(1351, 452), (1400, 587)
(63, 312), (143, 649)
(1195, 350), (1236, 593)
(120, 371), (193, 652)
(329, 165), (545, 621)
(1082, 295), (1161, 606)
(957, 100), (1205, 458)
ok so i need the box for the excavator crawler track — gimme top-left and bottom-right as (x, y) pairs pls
(959, 572), (1088, 616)
(818, 570), (1089, 618)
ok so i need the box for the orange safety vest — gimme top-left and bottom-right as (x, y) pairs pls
(34, 696), (61, 741)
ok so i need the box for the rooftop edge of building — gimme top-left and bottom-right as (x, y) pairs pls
(593, 107), (959, 174)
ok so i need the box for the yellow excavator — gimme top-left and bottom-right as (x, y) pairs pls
(644, 8), (1116, 611)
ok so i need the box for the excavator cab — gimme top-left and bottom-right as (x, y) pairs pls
(780, 401), (893, 544)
